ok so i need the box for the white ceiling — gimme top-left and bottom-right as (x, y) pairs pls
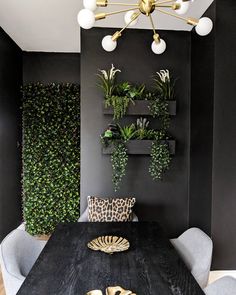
(0, 0), (214, 53)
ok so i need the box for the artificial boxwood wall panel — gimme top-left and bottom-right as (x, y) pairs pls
(22, 83), (80, 235)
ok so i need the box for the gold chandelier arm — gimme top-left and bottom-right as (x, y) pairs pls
(149, 15), (161, 43)
(156, 4), (180, 10)
(156, 8), (199, 25)
(155, 0), (175, 5)
(106, 7), (139, 16)
(96, 0), (138, 6)
(149, 14), (157, 35)
(156, 4), (174, 7)
(155, 0), (190, 3)
(106, 2), (139, 6)
(95, 7), (139, 20)
(156, 7), (188, 21)
(119, 11), (141, 33)
(112, 12), (141, 41)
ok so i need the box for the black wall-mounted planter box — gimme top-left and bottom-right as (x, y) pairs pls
(102, 140), (176, 155)
(103, 100), (177, 116)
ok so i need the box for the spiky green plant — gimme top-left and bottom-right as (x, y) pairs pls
(119, 123), (137, 141)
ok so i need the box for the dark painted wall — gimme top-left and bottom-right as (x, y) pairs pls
(23, 52), (80, 84)
(189, 3), (215, 236)
(81, 28), (191, 237)
(212, 0), (236, 269)
(0, 27), (22, 240)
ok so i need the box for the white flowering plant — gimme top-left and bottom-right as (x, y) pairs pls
(97, 64), (121, 98)
(153, 69), (176, 100)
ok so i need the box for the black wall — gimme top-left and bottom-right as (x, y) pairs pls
(0, 27), (22, 240)
(189, 3), (215, 236)
(81, 28), (191, 237)
(23, 52), (80, 84)
(3, 0), (236, 269)
(190, 0), (236, 269)
(80, 4), (236, 268)
(211, 0), (236, 269)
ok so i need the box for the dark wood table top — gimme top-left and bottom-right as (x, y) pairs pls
(18, 222), (205, 295)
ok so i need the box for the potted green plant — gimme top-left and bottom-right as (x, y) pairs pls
(101, 118), (174, 191)
(99, 65), (177, 120)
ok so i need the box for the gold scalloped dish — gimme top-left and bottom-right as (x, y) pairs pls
(87, 236), (130, 254)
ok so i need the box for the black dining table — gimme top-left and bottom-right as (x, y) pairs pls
(17, 222), (205, 295)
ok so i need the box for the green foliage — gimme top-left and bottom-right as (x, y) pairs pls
(105, 95), (134, 120)
(114, 83), (145, 99)
(148, 98), (170, 129)
(101, 120), (172, 189)
(142, 129), (166, 141)
(111, 142), (128, 192)
(101, 120), (169, 144)
(98, 66), (176, 121)
(115, 82), (132, 96)
(22, 83), (80, 236)
(149, 142), (171, 180)
(99, 66), (176, 189)
(103, 82), (146, 120)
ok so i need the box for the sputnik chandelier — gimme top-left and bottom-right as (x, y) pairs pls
(77, 0), (213, 54)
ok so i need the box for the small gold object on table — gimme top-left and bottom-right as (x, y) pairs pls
(86, 291), (103, 295)
(106, 286), (136, 295)
(87, 236), (130, 254)
(86, 286), (136, 295)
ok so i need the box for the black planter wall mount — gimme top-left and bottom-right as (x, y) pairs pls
(102, 140), (176, 155)
(103, 100), (177, 116)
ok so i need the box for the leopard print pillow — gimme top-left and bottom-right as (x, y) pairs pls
(88, 196), (136, 222)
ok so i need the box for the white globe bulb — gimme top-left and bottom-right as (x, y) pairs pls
(124, 11), (138, 26)
(102, 35), (117, 52)
(195, 17), (213, 36)
(175, 0), (190, 15)
(83, 0), (97, 11)
(77, 9), (95, 29)
(151, 39), (166, 55)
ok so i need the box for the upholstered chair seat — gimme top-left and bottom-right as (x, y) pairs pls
(170, 227), (213, 289)
(204, 276), (236, 295)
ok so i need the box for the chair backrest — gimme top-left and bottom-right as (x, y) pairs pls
(171, 228), (213, 288)
(204, 276), (236, 295)
(0, 229), (46, 293)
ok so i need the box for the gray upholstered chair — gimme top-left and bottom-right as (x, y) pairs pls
(170, 227), (213, 289)
(78, 207), (138, 222)
(204, 276), (236, 295)
(0, 229), (46, 295)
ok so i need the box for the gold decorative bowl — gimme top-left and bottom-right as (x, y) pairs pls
(87, 236), (130, 254)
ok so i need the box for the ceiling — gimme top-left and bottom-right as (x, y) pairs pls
(0, 0), (214, 53)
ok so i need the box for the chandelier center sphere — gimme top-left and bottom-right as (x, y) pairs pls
(139, 0), (156, 16)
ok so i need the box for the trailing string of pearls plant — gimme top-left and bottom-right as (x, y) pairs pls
(77, 0), (213, 54)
